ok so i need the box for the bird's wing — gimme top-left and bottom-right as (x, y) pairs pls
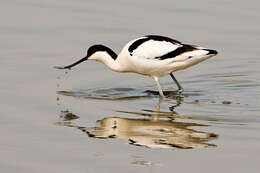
(128, 35), (199, 61)
(128, 35), (181, 59)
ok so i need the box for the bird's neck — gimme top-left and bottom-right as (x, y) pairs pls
(96, 51), (123, 72)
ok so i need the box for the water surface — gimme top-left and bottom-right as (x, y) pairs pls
(0, 0), (259, 172)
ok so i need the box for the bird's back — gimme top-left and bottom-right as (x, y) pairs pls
(116, 35), (217, 77)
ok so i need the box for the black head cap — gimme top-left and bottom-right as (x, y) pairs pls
(54, 45), (117, 70)
(87, 45), (117, 60)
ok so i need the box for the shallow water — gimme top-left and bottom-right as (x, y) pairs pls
(1, 0), (260, 172)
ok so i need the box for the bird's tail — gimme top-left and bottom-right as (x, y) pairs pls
(173, 45), (218, 62)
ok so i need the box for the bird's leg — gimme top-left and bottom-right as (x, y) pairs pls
(152, 91), (163, 121)
(170, 73), (183, 94)
(153, 77), (165, 97)
(155, 96), (163, 110)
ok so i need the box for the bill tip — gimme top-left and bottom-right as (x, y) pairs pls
(53, 66), (68, 70)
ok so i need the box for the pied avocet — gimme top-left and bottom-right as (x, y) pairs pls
(55, 35), (217, 97)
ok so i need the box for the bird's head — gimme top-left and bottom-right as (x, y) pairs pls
(54, 45), (117, 70)
(86, 45), (117, 61)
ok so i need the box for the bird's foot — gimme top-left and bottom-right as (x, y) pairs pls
(176, 88), (184, 95)
(159, 93), (165, 98)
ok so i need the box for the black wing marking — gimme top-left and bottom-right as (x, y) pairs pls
(155, 44), (197, 60)
(128, 35), (181, 55)
(128, 38), (150, 55)
(145, 35), (181, 44)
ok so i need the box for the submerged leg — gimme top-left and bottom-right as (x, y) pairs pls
(170, 73), (183, 93)
(153, 77), (165, 97)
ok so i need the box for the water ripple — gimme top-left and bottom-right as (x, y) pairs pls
(57, 87), (203, 100)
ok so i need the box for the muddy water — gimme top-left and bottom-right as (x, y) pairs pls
(1, 0), (260, 172)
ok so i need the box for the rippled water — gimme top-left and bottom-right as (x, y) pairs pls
(1, 0), (260, 172)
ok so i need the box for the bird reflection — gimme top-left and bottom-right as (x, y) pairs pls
(87, 116), (217, 149)
(55, 101), (218, 149)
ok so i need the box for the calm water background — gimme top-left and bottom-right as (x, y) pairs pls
(1, 0), (260, 172)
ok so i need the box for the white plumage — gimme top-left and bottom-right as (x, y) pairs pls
(55, 35), (218, 97)
(130, 39), (180, 58)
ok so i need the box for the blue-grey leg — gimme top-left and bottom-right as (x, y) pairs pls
(153, 77), (165, 97)
(170, 73), (183, 93)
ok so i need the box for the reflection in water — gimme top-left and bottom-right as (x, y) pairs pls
(87, 116), (217, 149)
(131, 159), (160, 167)
(55, 108), (218, 149)
(56, 87), (218, 149)
(59, 110), (79, 121)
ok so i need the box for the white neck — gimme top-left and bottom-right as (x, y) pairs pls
(90, 51), (123, 72)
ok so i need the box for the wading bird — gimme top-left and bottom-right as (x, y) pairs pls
(55, 35), (217, 97)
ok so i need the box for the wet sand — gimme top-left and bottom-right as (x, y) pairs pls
(0, 0), (259, 172)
